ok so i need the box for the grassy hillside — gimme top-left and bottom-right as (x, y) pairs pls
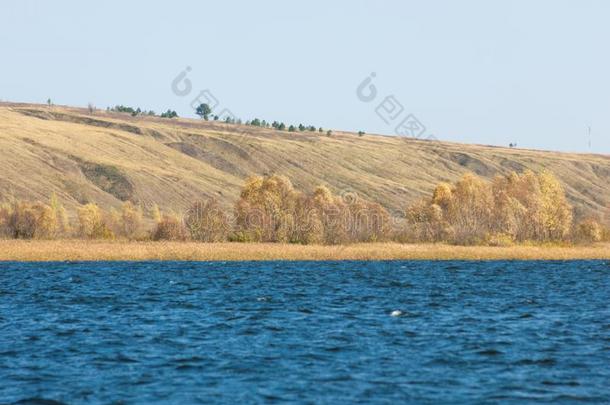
(1, 102), (609, 224)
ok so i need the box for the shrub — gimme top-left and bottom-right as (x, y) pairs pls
(150, 203), (162, 223)
(2, 201), (62, 239)
(311, 186), (349, 245)
(351, 201), (392, 242)
(112, 105), (137, 114)
(118, 201), (143, 239)
(185, 199), (230, 242)
(6, 202), (37, 239)
(404, 199), (447, 242)
(574, 219), (603, 243)
(0, 202), (11, 238)
(491, 170), (572, 242)
(292, 194), (324, 244)
(152, 214), (188, 241)
(160, 110), (178, 119)
(49, 193), (70, 237)
(77, 203), (114, 239)
(306, 185), (392, 244)
(538, 170), (572, 241)
(234, 175), (299, 243)
(405, 170), (574, 245)
(406, 173), (493, 244)
(449, 173), (494, 244)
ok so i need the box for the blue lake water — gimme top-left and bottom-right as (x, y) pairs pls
(1, 260), (609, 404)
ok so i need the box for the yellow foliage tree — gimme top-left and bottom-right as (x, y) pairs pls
(49, 193), (70, 237)
(77, 203), (114, 239)
(574, 218), (603, 243)
(120, 202), (143, 240)
(152, 213), (188, 241)
(185, 198), (230, 242)
(538, 170), (572, 241)
(234, 175), (299, 242)
(0, 201), (14, 238)
(406, 170), (574, 245)
(4, 201), (58, 239)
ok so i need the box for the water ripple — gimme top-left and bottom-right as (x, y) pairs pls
(0, 260), (609, 404)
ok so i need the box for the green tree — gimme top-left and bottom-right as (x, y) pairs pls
(160, 110), (178, 118)
(195, 103), (212, 120)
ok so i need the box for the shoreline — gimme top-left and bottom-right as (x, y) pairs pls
(1, 240), (609, 262)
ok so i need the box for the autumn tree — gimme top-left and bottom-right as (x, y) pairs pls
(111, 202), (144, 240)
(574, 218), (603, 243)
(405, 170), (574, 245)
(234, 175), (299, 242)
(152, 213), (188, 241)
(77, 203), (114, 239)
(185, 198), (230, 242)
(49, 193), (70, 237)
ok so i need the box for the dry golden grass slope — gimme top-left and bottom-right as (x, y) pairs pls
(1, 102), (609, 223)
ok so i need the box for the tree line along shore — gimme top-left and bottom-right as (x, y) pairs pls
(1, 169), (608, 247)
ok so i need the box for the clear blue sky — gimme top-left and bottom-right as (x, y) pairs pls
(1, 0), (609, 153)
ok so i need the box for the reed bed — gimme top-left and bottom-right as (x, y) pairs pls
(1, 240), (609, 262)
